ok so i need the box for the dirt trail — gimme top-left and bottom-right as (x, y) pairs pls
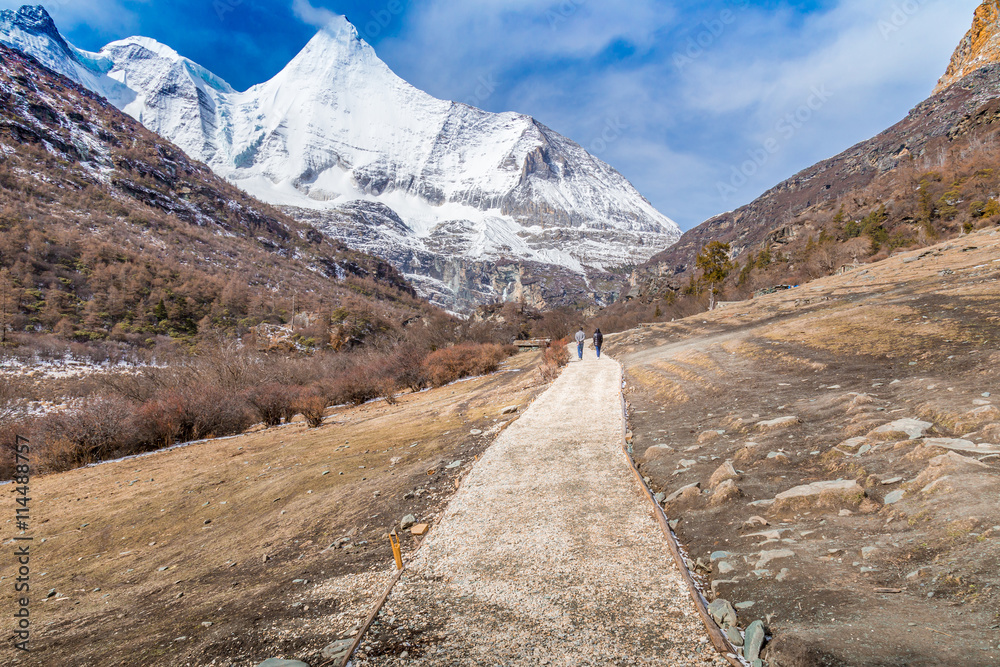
(354, 348), (725, 666)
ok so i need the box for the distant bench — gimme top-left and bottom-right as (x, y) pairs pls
(514, 339), (552, 350)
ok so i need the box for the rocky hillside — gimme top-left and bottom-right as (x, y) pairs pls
(627, 3), (1000, 305)
(612, 229), (1000, 666)
(0, 5), (679, 311)
(936, 0), (1000, 94)
(0, 41), (430, 351)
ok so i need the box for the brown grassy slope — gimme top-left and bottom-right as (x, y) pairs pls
(609, 229), (1000, 666)
(0, 351), (548, 667)
(0, 42), (426, 350)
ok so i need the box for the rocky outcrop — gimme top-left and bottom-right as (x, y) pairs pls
(935, 1), (1000, 94)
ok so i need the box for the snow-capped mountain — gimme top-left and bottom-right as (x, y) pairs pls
(1, 5), (680, 310)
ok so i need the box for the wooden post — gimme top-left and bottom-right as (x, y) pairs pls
(389, 530), (403, 571)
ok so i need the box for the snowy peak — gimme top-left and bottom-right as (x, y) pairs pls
(1, 4), (63, 45)
(0, 5), (681, 309)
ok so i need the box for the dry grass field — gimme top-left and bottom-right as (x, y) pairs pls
(0, 351), (548, 666)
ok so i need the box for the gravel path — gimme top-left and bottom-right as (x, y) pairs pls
(354, 349), (727, 666)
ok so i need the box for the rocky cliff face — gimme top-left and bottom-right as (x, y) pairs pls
(0, 5), (678, 311)
(935, 1), (1000, 95)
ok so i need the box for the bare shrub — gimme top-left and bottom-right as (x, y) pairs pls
(244, 383), (298, 427)
(544, 339), (571, 368)
(323, 363), (396, 406)
(422, 343), (516, 387)
(133, 384), (253, 447)
(539, 338), (570, 381)
(386, 345), (429, 392)
(34, 395), (137, 471)
(295, 387), (328, 428)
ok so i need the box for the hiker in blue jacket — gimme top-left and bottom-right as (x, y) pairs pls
(575, 327), (586, 360)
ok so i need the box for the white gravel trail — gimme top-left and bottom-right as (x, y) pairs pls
(356, 349), (726, 666)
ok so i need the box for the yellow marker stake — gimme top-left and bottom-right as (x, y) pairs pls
(389, 531), (403, 571)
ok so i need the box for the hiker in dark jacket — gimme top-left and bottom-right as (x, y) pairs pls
(593, 328), (604, 359)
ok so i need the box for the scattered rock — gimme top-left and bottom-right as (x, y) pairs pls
(861, 547), (879, 560)
(445, 460), (462, 469)
(665, 482), (700, 503)
(500, 405), (519, 415)
(921, 438), (1000, 455)
(707, 598), (738, 629)
(469, 429), (482, 436)
(756, 416), (800, 431)
(400, 515), (417, 530)
(725, 626), (744, 647)
(717, 561), (735, 574)
(709, 461), (740, 488)
(643, 445), (675, 461)
(744, 620), (767, 662)
(257, 660), (310, 667)
(743, 515), (769, 528)
(881, 476), (903, 485)
(653, 492), (666, 504)
(710, 551), (731, 562)
(711, 479), (743, 505)
(775, 479), (864, 504)
(775, 568), (790, 582)
(870, 418), (933, 440)
(884, 489), (905, 504)
(735, 601), (755, 610)
(756, 549), (796, 569)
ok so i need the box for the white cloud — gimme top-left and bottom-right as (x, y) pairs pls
(291, 0), (341, 30)
(371, 0), (980, 228)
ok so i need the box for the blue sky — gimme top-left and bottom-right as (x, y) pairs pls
(3, 0), (981, 230)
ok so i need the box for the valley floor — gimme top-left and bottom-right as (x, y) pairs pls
(611, 228), (1000, 666)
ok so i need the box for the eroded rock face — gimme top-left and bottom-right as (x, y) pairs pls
(935, 1), (1000, 95)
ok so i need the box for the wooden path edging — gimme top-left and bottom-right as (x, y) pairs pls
(616, 362), (745, 667)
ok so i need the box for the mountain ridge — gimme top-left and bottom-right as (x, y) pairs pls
(0, 38), (432, 351)
(0, 5), (679, 311)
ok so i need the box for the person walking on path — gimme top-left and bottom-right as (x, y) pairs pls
(575, 327), (586, 360)
(593, 328), (604, 359)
